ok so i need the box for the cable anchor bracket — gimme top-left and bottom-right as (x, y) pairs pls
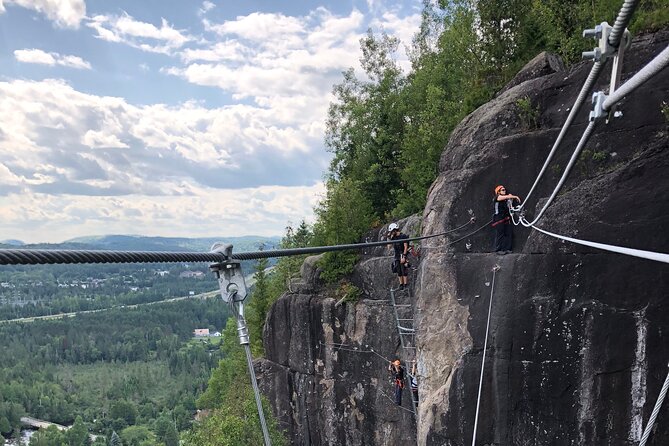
(210, 243), (250, 345)
(210, 243), (248, 304)
(582, 22), (616, 62)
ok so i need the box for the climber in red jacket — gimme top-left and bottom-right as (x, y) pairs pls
(492, 185), (521, 254)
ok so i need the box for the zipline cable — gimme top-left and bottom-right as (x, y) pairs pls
(471, 266), (498, 446)
(639, 364), (669, 446)
(529, 225), (669, 264)
(0, 220), (475, 266)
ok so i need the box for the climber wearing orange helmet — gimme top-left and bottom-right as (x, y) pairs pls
(388, 359), (406, 405)
(492, 185), (521, 254)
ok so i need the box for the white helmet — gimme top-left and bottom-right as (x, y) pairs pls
(388, 223), (399, 232)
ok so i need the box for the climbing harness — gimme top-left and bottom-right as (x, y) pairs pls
(471, 265), (499, 446)
(490, 216), (510, 228)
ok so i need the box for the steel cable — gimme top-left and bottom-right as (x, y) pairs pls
(639, 364), (669, 446)
(518, 61), (604, 211)
(0, 219), (476, 265)
(471, 266), (498, 446)
(603, 44), (669, 111)
(518, 121), (598, 227)
(528, 224), (669, 264)
(608, 0), (641, 48)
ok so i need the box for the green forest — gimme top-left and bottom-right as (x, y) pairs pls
(0, 299), (230, 445)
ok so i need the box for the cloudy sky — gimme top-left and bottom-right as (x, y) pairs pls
(0, 0), (422, 243)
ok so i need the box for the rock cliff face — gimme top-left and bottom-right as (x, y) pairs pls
(258, 30), (669, 445)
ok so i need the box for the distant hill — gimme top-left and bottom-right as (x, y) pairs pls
(0, 239), (25, 246)
(62, 235), (281, 253)
(0, 235), (280, 253)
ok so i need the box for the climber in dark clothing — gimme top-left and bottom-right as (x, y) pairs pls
(492, 185), (521, 254)
(410, 362), (419, 409)
(388, 359), (405, 405)
(388, 223), (409, 290)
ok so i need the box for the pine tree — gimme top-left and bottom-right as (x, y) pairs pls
(110, 431), (121, 446)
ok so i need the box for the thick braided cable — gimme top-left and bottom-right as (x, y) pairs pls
(0, 219), (475, 265)
(603, 44), (669, 111)
(608, 0), (640, 48)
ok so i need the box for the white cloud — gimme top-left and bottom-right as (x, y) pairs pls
(205, 12), (306, 43)
(14, 48), (92, 69)
(0, 78), (327, 190)
(199, 1), (215, 15)
(86, 12), (192, 54)
(0, 182), (326, 243)
(0, 0), (85, 28)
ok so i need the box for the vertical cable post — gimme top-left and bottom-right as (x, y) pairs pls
(210, 243), (272, 446)
(472, 265), (499, 446)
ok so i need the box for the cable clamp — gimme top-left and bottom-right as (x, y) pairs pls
(589, 91), (608, 121)
(582, 22), (615, 62)
(210, 243), (248, 303)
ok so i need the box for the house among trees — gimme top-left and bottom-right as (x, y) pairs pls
(193, 328), (209, 337)
(179, 271), (205, 279)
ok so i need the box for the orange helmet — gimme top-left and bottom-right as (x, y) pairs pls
(495, 185), (505, 195)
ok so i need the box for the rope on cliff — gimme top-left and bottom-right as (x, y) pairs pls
(421, 218), (494, 250)
(472, 265), (499, 446)
(517, 120), (599, 227)
(0, 218), (476, 266)
(517, 61), (604, 212)
(639, 363), (669, 446)
(528, 225), (669, 264)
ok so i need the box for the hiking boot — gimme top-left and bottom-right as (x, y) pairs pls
(399, 284), (405, 290)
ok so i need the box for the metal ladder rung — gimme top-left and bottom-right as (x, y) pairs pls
(397, 318), (414, 321)
(394, 304), (412, 307)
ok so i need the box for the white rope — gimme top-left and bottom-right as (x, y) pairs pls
(518, 121), (598, 227)
(639, 364), (669, 446)
(603, 44), (669, 111)
(518, 61), (604, 211)
(530, 225), (669, 264)
(472, 267), (498, 446)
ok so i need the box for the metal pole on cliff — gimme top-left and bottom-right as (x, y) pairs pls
(210, 243), (272, 446)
